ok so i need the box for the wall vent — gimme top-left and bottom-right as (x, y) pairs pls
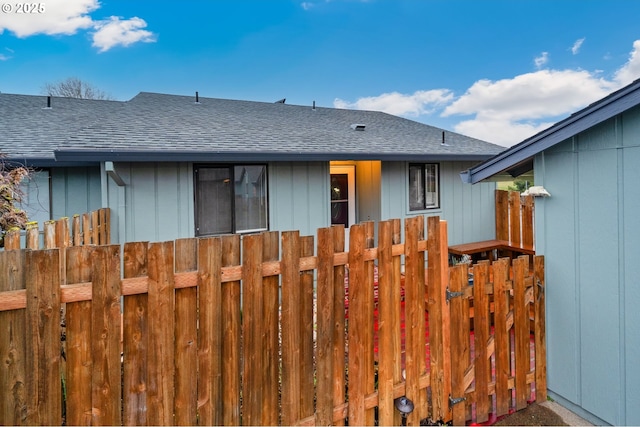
(350, 124), (366, 131)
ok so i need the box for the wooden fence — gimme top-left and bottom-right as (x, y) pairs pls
(495, 189), (534, 247)
(0, 215), (546, 426)
(2, 207), (111, 250)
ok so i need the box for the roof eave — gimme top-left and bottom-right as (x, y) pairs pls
(54, 149), (497, 163)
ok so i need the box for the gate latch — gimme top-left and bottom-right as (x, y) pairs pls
(446, 288), (464, 303)
(449, 395), (467, 408)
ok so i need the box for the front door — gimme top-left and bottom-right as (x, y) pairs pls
(330, 165), (356, 244)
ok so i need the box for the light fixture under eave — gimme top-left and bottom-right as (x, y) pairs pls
(521, 186), (551, 197)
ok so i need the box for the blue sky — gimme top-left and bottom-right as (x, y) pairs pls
(2, 0), (640, 146)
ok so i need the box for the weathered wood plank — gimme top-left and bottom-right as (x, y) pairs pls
(122, 241), (148, 426)
(404, 215), (428, 424)
(174, 238), (198, 425)
(534, 256), (547, 403)
(241, 233), (264, 425)
(0, 250), (27, 426)
(509, 191), (522, 245)
(281, 230), (301, 425)
(376, 220), (396, 426)
(493, 258), (511, 416)
(65, 246), (94, 426)
(196, 237), (223, 426)
(331, 225), (347, 426)
(262, 231), (280, 425)
(363, 221), (376, 425)
(315, 227), (335, 426)
(495, 190), (509, 241)
(146, 241), (175, 425)
(221, 234), (241, 426)
(347, 224), (366, 426)
(450, 263), (470, 426)
(25, 249), (61, 425)
(90, 245), (122, 426)
(513, 256), (529, 410)
(427, 217), (452, 422)
(300, 235), (316, 421)
(473, 261), (491, 423)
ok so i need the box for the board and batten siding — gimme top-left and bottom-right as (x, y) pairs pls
(104, 162), (194, 244)
(381, 161), (496, 245)
(51, 166), (102, 220)
(534, 105), (640, 426)
(268, 161), (330, 237)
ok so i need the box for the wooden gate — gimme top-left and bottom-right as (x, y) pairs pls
(446, 256), (547, 425)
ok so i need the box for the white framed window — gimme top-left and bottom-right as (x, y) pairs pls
(194, 164), (268, 235)
(408, 163), (439, 211)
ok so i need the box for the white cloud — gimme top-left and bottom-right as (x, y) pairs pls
(442, 69), (616, 146)
(0, 0), (97, 37)
(334, 89), (454, 117)
(0, 0), (155, 52)
(613, 40), (640, 86)
(336, 41), (640, 147)
(0, 54), (9, 61)
(534, 52), (549, 69)
(92, 17), (155, 52)
(571, 38), (585, 55)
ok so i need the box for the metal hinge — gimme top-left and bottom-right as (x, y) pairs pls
(446, 288), (464, 303)
(449, 395), (467, 408)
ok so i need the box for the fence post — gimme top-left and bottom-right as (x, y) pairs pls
(534, 255), (547, 402)
(427, 217), (452, 423)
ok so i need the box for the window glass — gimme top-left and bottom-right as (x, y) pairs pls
(234, 165), (268, 233)
(408, 163), (439, 211)
(195, 164), (268, 236)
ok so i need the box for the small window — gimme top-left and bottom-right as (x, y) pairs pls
(195, 164), (268, 235)
(408, 163), (439, 211)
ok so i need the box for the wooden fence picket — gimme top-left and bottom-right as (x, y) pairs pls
(122, 241), (149, 426)
(221, 234), (241, 425)
(262, 231), (280, 426)
(174, 238), (198, 425)
(65, 245), (94, 426)
(331, 225), (347, 426)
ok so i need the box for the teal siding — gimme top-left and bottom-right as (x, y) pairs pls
(535, 105), (640, 425)
(51, 167), (101, 218)
(268, 162), (330, 237)
(105, 162), (193, 243)
(381, 161), (496, 244)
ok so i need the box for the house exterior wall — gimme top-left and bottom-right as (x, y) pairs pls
(268, 161), (330, 236)
(51, 166), (102, 219)
(104, 162), (194, 244)
(381, 161), (496, 245)
(534, 105), (640, 426)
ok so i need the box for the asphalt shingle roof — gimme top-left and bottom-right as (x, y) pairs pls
(1, 91), (504, 166)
